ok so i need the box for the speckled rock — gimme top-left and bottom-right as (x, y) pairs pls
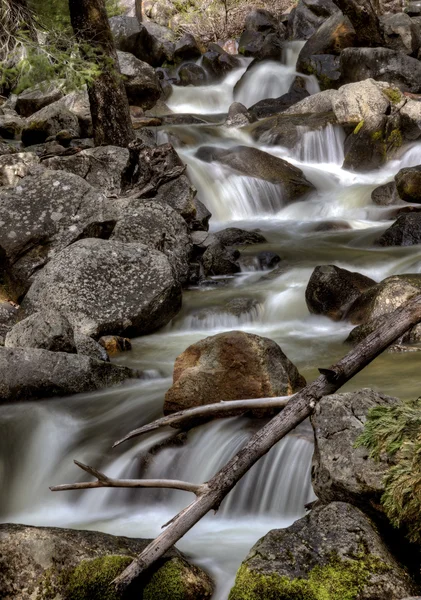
(0, 347), (135, 402)
(74, 332), (109, 361)
(21, 101), (80, 146)
(5, 310), (76, 353)
(201, 242), (241, 276)
(111, 200), (192, 283)
(0, 302), (18, 345)
(117, 50), (161, 109)
(395, 165), (421, 204)
(229, 502), (418, 600)
(21, 238), (182, 338)
(214, 228), (267, 247)
(0, 170), (115, 297)
(0, 152), (40, 186)
(164, 330), (306, 414)
(371, 181), (400, 206)
(311, 389), (398, 511)
(375, 213), (421, 246)
(15, 81), (65, 118)
(0, 523), (214, 600)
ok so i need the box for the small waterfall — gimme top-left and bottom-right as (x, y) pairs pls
(174, 302), (263, 332)
(294, 124), (346, 165)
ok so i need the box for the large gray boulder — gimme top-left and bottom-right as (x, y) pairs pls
(238, 9), (286, 61)
(287, 0), (341, 40)
(399, 99), (421, 141)
(0, 347), (135, 402)
(15, 81), (65, 118)
(111, 200), (192, 283)
(380, 12), (421, 55)
(0, 170), (115, 296)
(110, 15), (174, 66)
(230, 502), (419, 600)
(117, 50), (161, 108)
(0, 524), (214, 600)
(311, 389), (398, 511)
(21, 101), (80, 146)
(395, 165), (421, 203)
(0, 152), (40, 187)
(0, 302), (18, 345)
(331, 79), (393, 126)
(21, 238), (182, 338)
(5, 310), (76, 353)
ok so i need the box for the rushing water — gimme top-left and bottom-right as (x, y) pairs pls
(2, 44), (421, 599)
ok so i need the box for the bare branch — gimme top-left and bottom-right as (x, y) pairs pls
(112, 396), (290, 448)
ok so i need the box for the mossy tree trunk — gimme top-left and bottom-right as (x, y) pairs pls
(135, 0), (142, 21)
(332, 0), (384, 46)
(68, 0), (135, 147)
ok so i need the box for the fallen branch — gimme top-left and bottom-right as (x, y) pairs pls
(110, 294), (421, 592)
(112, 396), (290, 448)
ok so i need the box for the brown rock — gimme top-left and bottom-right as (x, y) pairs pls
(99, 335), (132, 355)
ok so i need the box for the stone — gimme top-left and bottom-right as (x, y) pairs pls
(375, 213), (421, 245)
(249, 78), (310, 118)
(407, 1), (421, 16)
(0, 523), (214, 599)
(0, 109), (25, 139)
(0, 170), (115, 297)
(0, 141), (17, 156)
(164, 330), (306, 414)
(380, 12), (421, 55)
(202, 44), (241, 80)
(399, 99), (421, 141)
(340, 47), (421, 93)
(111, 200), (192, 283)
(284, 88), (339, 115)
(21, 101), (80, 146)
(15, 82), (64, 118)
(5, 310), (76, 353)
(0, 302), (18, 345)
(395, 165), (421, 203)
(201, 243), (241, 276)
(331, 79), (392, 126)
(287, 0), (341, 40)
(99, 335), (132, 355)
(238, 30), (285, 61)
(177, 63), (207, 86)
(21, 238), (182, 338)
(110, 16), (174, 67)
(60, 89), (92, 137)
(214, 228), (267, 247)
(250, 111), (337, 149)
(74, 332), (109, 362)
(174, 33), (202, 62)
(225, 102), (256, 127)
(0, 152), (40, 187)
(305, 265), (376, 320)
(0, 347), (135, 403)
(371, 181), (400, 206)
(244, 8), (279, 33)
(230, 502), (418, 600)
(117, 51), (161, 109)
(311, 389), (398, 510)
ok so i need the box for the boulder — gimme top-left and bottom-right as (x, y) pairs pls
(225, 102), (256, 128)
(284, 88), (339, 115)
(0, 347), (135, 402)
(407, 1), (421, 16)
(0, 152), (40, 187)
(214, 228), (267, 247)
(229, 502), (418, 600)
(0, 523), (214, 599)
(164, 330), (306, 414)
(0, 170), (115, 297)
(395, 165), (421, 203)
(60, 88), (92, 137)
(249, 77), (310, 118)
(0, 109), (25, 139)
(287, 0), (341, 40)
(399, 99), (421, 141)
(173, 33), (202, 62)
(311, 389), (398, 510)
(74, 332), (109, 361)
(340, 47), (421, 93)
(0, 141), (17, 156)
(15, 82), (64, 118)
(177, 63), (207, 86)
(331, 79), (393, 125)
(305, 265), (376, 320)
(250, 111), (337, 149)
(201, 243), (241, 276)
(371, 181), (400, 206)
(111, 200), (192, 283)
(109, 16), (174, 66)
(21, 238), (182, 338)
(196, 145), (316, 205)
(21, 101), (80, 146)
(239, 12), (286, 61)
(375, 213), (421, 245)
(202, 44), (241, 80)
(0, 302), (18, 345)
(5, 310), (76, 353)
(117, 51), (161, 109)
(380, 12), (421, 55)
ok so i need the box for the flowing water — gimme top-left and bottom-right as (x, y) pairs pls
(2, 45), (421, 598)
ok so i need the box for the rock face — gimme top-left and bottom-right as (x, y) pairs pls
(5, 310), (76, 353)
(0, 523), (214, 600)
(311, 389), (398, 510)
(0, 170), (115, 297)
(117, 50), (161, 108)
(164, 331), (306, 414)
(229, 502), (418, 600)
(0, 347), (135, 402)
(376, 213), (421, 245)
(21, 239), (182, 338)
(305, 265), (376, 321)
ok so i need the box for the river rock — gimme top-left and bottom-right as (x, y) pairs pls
(0, 152), (40, 186)
(196, 145), (315, 205)
(250, 111), (336, 149)
(399, 99), (421, 141)
(5, 310), (76, 353)
(288, 0), (341, 40)
(201, 243), (240, 276)
(380, 12), (421, 55)
(0, 523), (214, 599)
(395, 165), (421, 203)
(305, 265), (376, 320)
(174, 33), (202, 62)
(21, 238), (182, 338)
(0, 141), (17, 156)
(375, 213), (421, 245)
(117, 51), (161, 109)
(21, 101), (80, 146)
(164, 331), (306, 414)
(214, 228), (267, 247)
(0, 109), (25, 140)
(371, 181), (400, 206)
(284, 88), (339, 115)
(0, 347), (135, 402)
(111, 200), (192, 283)
(229, 502), (418, 600)
(238, 9), (286, 61)
(15, 81), (64, 118)
(225, 102), (256, 127)
(340, 47), (421, 93)
(331, 79), (392, 126)
(0, 170), (116, 297)
(177, 63), (207, 86)
(249, 77), (310, 118)
(202, 44), (241, 80)
(74, 332), (109, 361)
(99, 335), (132, 355)
(311, 389), (398, 511)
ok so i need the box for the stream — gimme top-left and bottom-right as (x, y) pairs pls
(2, 44), (421, 599)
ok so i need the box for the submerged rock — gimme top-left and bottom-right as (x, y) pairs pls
(0, 523), (214, 599)
(164, 330), (305, 414)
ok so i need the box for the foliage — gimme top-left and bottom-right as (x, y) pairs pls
(356, 396), (421, 542)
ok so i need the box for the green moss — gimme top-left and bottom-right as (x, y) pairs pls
(64, 555), (133, 600)
(353, 120), (364, 135)
(143, 558), (188, 600)
(387, 128), (403, 149)
(229, 554), (388, 600)
(371, 130), (383, 142)
(382, 87), (403, 105)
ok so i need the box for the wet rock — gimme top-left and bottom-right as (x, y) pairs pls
(0, 302), (18, 345)
(214, 228), (267, 247)
(110, 16), (174, 67)
(0, 152), (40, 186)
(305, 265), (376, 321)
(380, 12), (421, 55)
(345, 311), (421, 347)
(0, 523), (214, 599)
(399, 99), (421, 141)
(340, 47), (421, 93)
(395, 165), (421, 203)
(177, 63), (207, 86)
(225, 102), (256, 127)
(0, 109), (25, 139)
(0, 347), (135, 402)
(375, 213), (421, 245)
(230, 502), (418, 600)
(189, 198), (211, 232)
(284, 88), (339, 114)
(21, 238), (182, 338)
(117, 51), (161, 109)
(0, 170), (115, 297)
(15, 82), (64, 118)
(201, 243), (240, 276)
(257, 251), (281, 270)
(99, 335), (132, 355)
(74, 332), (109, 362)
(22, 101), (80, 146)
(196, 145), (316, 205)
(153, 173), (203, 228)
(312, 219), (352, 231)
(287, 0), (340, 40)
(371, 181), (400, 206)
(174, 33), (202, 62)
(249, 77), (310, 118)
(301, 54), (342, 90)
(164, 330), (306, 414)
(202, 44), (241, 80)
(250, 111), (336, 149)
(5, 310), (76, 353)
(111, 200), (192, 283)
(312, 389), (398, 510)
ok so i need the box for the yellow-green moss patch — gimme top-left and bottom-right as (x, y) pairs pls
(383, 88), (403, 105)
(353, 120), (364, 135)
(64, 555), (133, 600)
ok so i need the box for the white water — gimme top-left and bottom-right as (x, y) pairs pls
(3, 43), (421, 599)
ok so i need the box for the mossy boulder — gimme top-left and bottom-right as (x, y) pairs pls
(0, 523), (214, 600)
(395, 166), (421, 204)
(229, 502), (418, 600)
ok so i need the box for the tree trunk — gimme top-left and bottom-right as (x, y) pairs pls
(332, 0), (384, 46)
(135, 0), (142, 22)
(68, 0), (135, 147)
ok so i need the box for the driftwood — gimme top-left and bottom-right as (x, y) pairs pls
(50, 294), (421, 593)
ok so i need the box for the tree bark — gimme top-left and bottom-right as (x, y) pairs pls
(135, 0), (142, 22)
(112, 293), (421, 592)
(68, 0), (135, 147)
(332, 0), (384, 46)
